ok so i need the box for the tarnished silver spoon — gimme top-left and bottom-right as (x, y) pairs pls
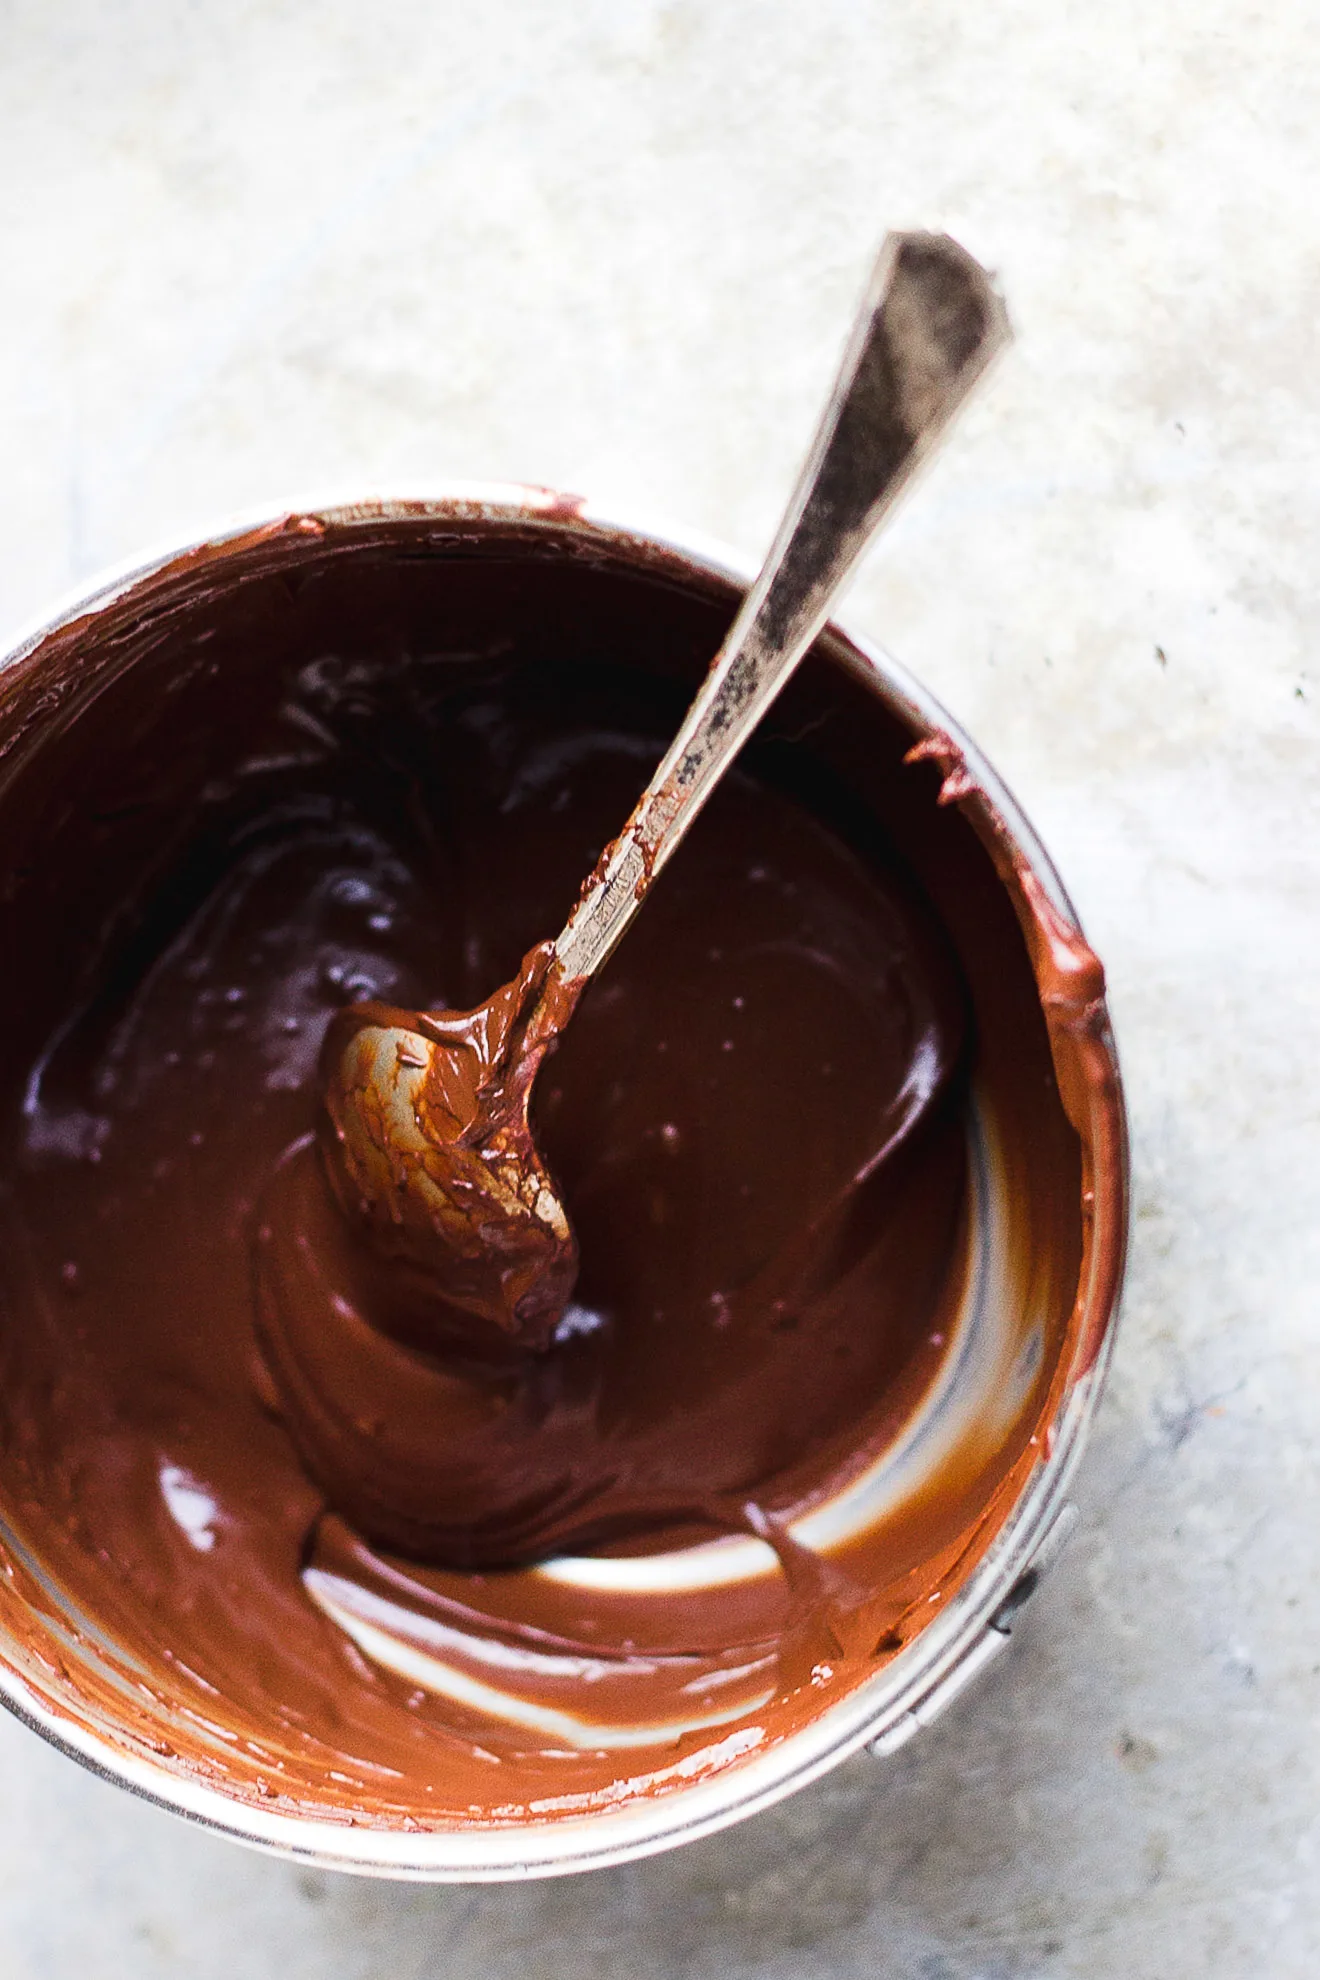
(319, 232), (1009, 1347)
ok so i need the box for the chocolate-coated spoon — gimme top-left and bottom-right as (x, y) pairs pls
(320, 232), (1009, 1348)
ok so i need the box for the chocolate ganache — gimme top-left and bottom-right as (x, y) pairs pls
(0, 513), (1105, 1822)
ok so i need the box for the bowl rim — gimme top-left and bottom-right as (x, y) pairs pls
(0, 481), (1128, 1880)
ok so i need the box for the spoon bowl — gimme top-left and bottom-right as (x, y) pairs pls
(320, 943), (579, 1348)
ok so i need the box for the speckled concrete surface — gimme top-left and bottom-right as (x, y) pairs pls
(1, 4), (1318, 1974)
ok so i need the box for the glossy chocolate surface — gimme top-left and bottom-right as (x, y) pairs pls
(0, 516), (1108, 1825)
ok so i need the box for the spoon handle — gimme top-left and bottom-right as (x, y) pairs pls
(551, 230), (1010, 987)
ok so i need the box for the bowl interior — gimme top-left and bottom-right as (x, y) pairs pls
(0, 507), (1113, 1869)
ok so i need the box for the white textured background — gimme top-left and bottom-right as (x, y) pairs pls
(2, 4), (1318, 1975)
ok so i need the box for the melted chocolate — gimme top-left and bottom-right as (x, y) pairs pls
(253, 730), (965, 1565)
(0, 515), (1113, 1826)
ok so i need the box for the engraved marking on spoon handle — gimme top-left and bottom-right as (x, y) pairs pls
(553, 231), (1011, 988)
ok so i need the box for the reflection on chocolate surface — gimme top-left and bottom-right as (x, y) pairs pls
(0, 512), (1117, 1827)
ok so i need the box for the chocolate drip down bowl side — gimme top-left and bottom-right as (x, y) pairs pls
(0, 489), (1126, 1879)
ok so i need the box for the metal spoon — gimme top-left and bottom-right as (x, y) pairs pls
(319, 232), (1010, 1348)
